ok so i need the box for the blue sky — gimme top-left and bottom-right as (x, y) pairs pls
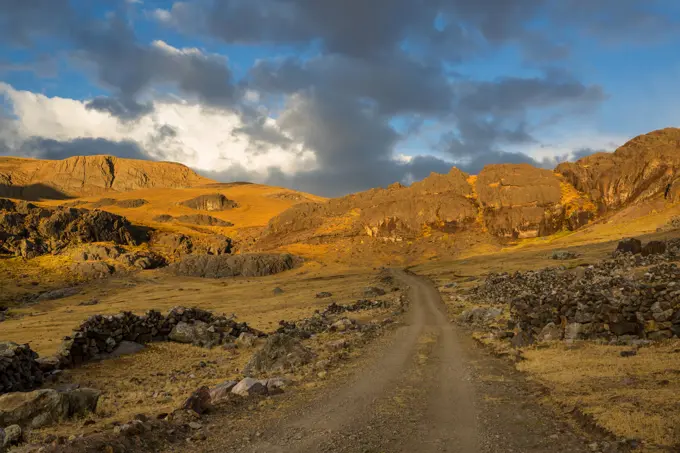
(1, 0), (680, 196)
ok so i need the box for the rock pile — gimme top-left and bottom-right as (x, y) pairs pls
(0, 342), (43, 395)
(179, 194), (238, 211)
(276, 296), (400, 339)
(55, 306), (263, 368)
(472, 240), (680, 342)
(71, 244), (167, 273)
(0, 388), (100, 429)
(0, 198), (142, 259)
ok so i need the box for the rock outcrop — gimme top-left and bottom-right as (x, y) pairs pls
(557, 127), (680, 211)
(0, 199), (141, 258)
(179, 194), (238, 211)
(168, 253), (301, 278)
(0, 155), (213, 199)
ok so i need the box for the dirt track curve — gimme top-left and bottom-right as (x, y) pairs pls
(173, 270), (601, 453)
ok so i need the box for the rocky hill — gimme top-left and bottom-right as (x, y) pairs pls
(260, 128), (680, 254)
(557, 127), (680, 211)
(0, 155), (214, 200)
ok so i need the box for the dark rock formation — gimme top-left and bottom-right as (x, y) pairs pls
(179, 194), (238, 211)
(168, 253), (301, 278)
(149, 232), (233, 257)
(0, 199), (141, 258)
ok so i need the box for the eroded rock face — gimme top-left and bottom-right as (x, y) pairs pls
(476, 164), (592, 239)
(557, 127), (680, 211)
(0, 199), (141, 258)
(149, 231), (233, 257)
(179, 194), (238, 211)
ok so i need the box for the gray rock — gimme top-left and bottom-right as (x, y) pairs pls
(331, 318), (354, 332)
(538, 322), (563, 341)
(37, 287), (80, 301)
(263, 377), (289, 395)
(95, 341), (145, 360)
(209, 381), (238, 403)
(243, 334), (316, 376)
(0, 389), (69, 428)
(510, 331), (533, 348)
(169, 321), (221, 348)
(35, 356), (60, 373)
(315, 292), (332, 299)
(182, 387), (212, 415)
(70, 261), (114, 279)
(652, 309), (674, 323)
(65, 388), (101, 417)
(236, 332), (257, 349)
(231, 378), (268, 397)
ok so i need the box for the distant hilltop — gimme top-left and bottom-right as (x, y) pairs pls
(0, 155), (214, 200)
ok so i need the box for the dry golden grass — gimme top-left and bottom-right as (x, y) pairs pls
(39, 183), (326, 242)
(0, 263), (377, 356)
(518, 342), (680, 449)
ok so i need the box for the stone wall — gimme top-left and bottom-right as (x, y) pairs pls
(472, 239), (680, 342)
(0, 342), (43, 395)
(56, 306), (262, 368)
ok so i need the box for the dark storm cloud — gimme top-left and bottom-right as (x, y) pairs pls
(85, 96), (154, 121)
(1, 1), (238, 111)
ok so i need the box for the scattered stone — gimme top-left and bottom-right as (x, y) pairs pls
(510, 331), (533, 348)
(458, 307), (503, 326)
(272, 287), (284, 295)
(243, 334), (316, 376)
(231, 378), (268, 397)
(188, 421), (203, 430)
(263, 377), (289, 395)
(315, 292), (332, 298)
(620, 350), (637, 357)
(443, 282), (458, 288)
(331, 318), (354, 332)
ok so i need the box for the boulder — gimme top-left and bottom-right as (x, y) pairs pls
(179, 194), (238, 211)
(263, 377), (289, 395)
(70, 261), (114, 279)
(616, 238), (642, 255)
(243, 334), (315, 376)
(458, 307), (503, 325)
(564, 323), (584, 340)
(510, 331), (533, 348)
(0, 389), (68, 428)
(231, 378), (268, 397)
(208, 381), (238, 403)
(182, 387), (212, 415)
(66, 388), (101, 417)
(331, 318), (354, 332)
(169, 321), (221, 348)
(316, 292), (332, 299)
(538, 322), (563, 341)
(272, 287), (284, 295)
(35, 356), (60, 373)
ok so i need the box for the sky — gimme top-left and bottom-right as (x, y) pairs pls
(1, 1), (680, 196)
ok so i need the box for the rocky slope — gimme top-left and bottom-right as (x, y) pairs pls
(261, 128), (680, 252)
(557, 127), (680, 211)
(0, 155), (213, 199)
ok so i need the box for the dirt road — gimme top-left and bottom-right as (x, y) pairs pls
(185, 271), (599, 453)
